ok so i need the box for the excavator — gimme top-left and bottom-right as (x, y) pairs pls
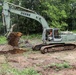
(2, 1), (76, 54)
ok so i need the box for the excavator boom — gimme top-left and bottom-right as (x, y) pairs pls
(2, 1), (50, 43)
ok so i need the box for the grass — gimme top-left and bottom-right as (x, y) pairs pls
(0, 63), (42, 75)
(22, 33), (42, 40)
(71, 30), (76, 33)
(0, 33), (41, 44)
(52, 62), (71, 69)
(0, 36), (7, 44)
(44, 62), (72, 71)
(8, 68), (41, 75)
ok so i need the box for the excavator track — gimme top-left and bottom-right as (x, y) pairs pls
(33, 43), (76, 54)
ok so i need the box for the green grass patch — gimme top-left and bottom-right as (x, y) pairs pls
(51, 62), (71, 69)
(10, 68), (41, 75)
(71, 30), (76, 33)
(44, 62), (72, 71)
(0, 36), (7, 44)
(0, 63), (41, 75)
(22, 34), (42, 40)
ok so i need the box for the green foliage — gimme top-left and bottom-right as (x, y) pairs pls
(0, 0), (76, 34)
(40, 1), (68, 30)
(0, 36), (7, 44)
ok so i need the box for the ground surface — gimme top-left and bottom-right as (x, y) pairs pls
(0, 39), (76, 75)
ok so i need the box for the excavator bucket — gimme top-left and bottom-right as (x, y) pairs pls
(0, 32), (26, 54)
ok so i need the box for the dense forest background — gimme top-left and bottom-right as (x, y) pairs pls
(0, 0), (76, 34)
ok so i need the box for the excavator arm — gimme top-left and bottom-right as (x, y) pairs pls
(2, 1), (50, 43)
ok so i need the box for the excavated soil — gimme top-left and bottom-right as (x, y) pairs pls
(0, 39), (76, 75)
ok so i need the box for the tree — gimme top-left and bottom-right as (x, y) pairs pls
(0, 0), (76, 34)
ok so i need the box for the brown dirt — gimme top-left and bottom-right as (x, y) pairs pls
(0, 39), (76, 75)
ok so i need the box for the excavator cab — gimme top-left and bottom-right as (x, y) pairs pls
(46, 28), (62, 42)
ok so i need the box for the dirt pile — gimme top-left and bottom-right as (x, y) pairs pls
(0, 32), (26, 54)
(7, 32), (22, 46)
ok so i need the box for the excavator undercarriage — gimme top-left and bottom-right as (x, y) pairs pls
(32, 30), (76, 54)
(33, 43), (76, 54)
